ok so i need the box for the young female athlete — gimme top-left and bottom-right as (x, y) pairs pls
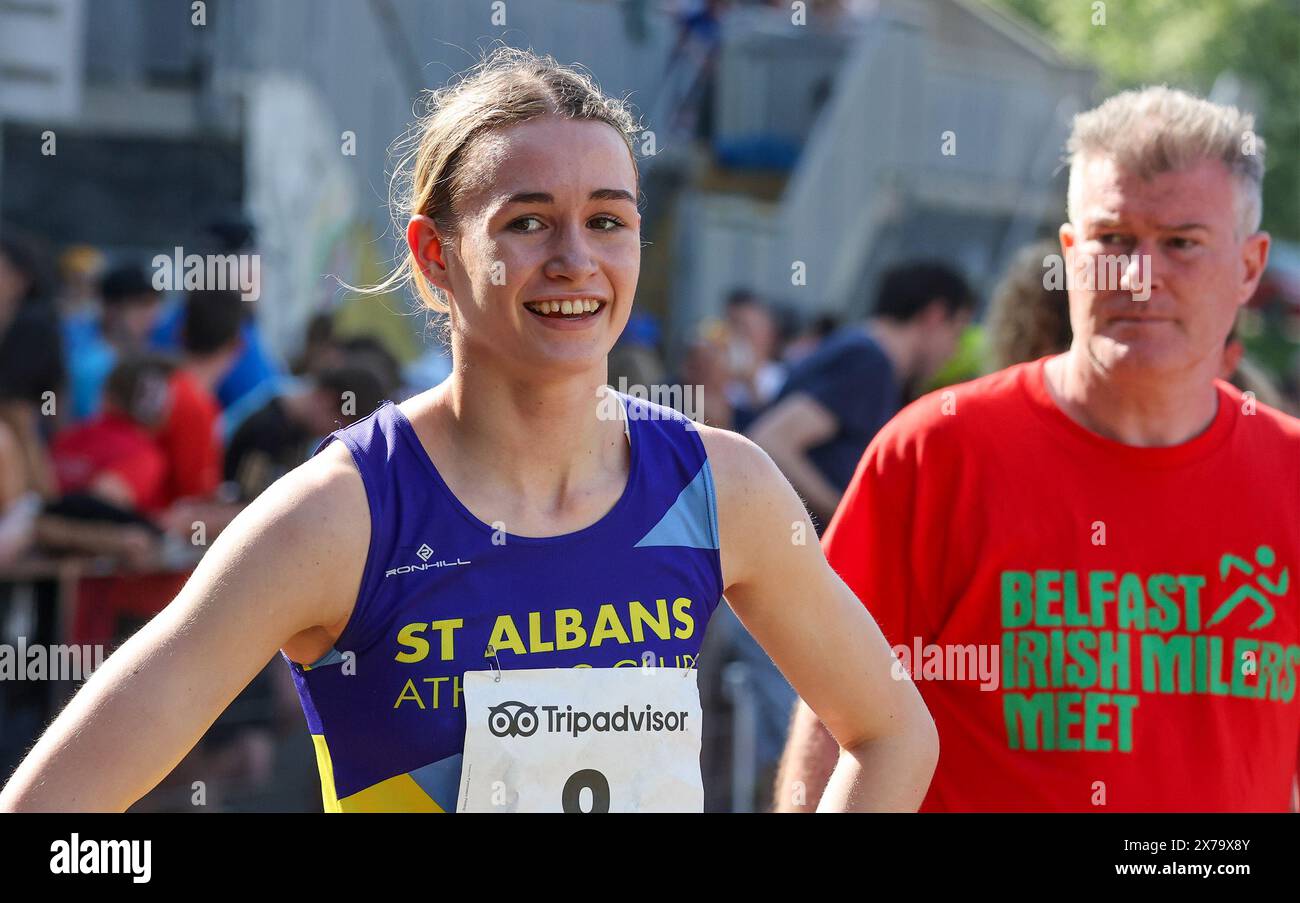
(0, 48), (936, 813)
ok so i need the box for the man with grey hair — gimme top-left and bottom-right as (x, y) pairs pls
(775, 86), (1299, 812)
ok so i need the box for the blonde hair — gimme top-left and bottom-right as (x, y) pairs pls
(370, 46), (641, 315)
(1066, 86), (1265, 235)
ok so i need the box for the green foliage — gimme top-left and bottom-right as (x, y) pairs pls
(988, 0), (1300, 240)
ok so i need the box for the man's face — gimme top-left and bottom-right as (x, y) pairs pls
(1059, 154), (1269, 379)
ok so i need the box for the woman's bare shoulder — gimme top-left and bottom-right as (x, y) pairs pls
(695, 423), (788, 505)
(694, 424), (810, 591)
(210, 440), (371, 633)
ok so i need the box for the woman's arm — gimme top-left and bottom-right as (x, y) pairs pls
(700, 426), (938, 812)
(0, 443), (368, 811)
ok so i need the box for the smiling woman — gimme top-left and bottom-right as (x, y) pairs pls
(0, 47), (937, 814)
(404, 109), (641, 369)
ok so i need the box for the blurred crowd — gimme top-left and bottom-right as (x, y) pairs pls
(3, 213), (1297, 810)
(0, 220), (405, 810)
(0, 222), (399, 574)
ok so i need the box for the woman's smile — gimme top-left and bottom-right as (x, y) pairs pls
(523, 296), (609, 329)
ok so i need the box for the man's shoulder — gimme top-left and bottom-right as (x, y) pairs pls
(1214, 378), (1300, 445)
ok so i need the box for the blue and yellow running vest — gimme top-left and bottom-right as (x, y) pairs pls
(285, 394), (724, 812)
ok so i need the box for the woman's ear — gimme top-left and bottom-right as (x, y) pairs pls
(408, 215), (452, 294)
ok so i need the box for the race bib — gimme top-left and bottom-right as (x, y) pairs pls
(457, 666), (704, 813)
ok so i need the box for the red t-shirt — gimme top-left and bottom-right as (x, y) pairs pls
(51, 412), (168, 513)
(155, 370), (223, 505)
(823, 356), (1300, 812)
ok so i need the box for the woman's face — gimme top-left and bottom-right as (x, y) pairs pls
(413, 115), (640, 378)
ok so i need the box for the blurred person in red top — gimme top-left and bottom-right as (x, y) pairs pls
(51, 355), (170, 515)
(156, 289), (244, 507)
(776, 87), (1298, 812)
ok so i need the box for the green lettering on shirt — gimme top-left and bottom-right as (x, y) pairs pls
(1001, 571), (1033, 628)
(1003, 692), (1054, 751)
(1141, 633), (1192, 694)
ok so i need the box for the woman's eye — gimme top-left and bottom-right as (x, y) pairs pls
(1098, 233), (1128, 245)
(589, 215), (626, 231)
(508, 216), (544, 233)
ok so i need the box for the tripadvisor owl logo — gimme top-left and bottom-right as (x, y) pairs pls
(488, 700), (539, 737)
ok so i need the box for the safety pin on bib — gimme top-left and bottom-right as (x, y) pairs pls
(486, 645), (503, 683)
(640, 650), (700, 677)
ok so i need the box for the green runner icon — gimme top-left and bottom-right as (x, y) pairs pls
(1209, 545), (1288, 630)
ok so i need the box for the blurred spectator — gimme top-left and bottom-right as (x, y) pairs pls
(292, 311), (345, 376)
(56, 244), (106, 336)
(0, 230), (65, 500)
(67, 264), (162, 423)
(1222, 326), (1294, 415)
(778, 309), (840, 368)
(155, 289), (243, 507)
(151, 218), (283, 411)
(985, 240), (1072, 372)
(338, 334), (403, 399)
(608, 312), (667, 390)
(677, 318), (736, 429)
(232, 325), (403, 444)
(748, 261), (975, 527)
(50, 354), (172, 515)
(724, 289), (787, 431)
(226, 365), (386, 501)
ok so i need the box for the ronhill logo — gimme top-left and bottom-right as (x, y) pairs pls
(385, 543), (471, 578)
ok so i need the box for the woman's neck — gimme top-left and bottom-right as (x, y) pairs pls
(432, 360), (627, 499)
